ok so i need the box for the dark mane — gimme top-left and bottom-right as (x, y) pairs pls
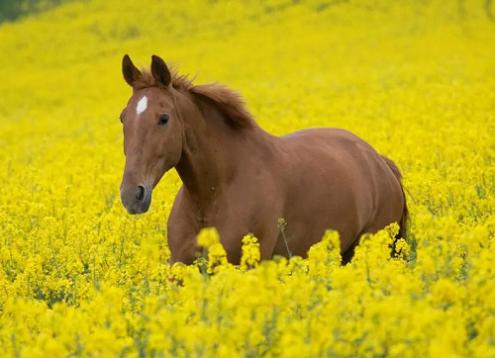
(135, 69), (255, 129)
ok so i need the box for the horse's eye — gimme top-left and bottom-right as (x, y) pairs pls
(158, 114), (169, 125)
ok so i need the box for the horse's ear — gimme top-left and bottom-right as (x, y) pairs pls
(122, 54), (141, 87)
(151, 55), (171, 87)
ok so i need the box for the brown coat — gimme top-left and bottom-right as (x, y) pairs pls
(119, 55), (407, 264)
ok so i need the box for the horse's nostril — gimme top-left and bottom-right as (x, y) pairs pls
(136, 185), (145, 201)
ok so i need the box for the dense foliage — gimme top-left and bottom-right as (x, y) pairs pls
(0, 0), (70, 23)
(0, 0), (494, 356)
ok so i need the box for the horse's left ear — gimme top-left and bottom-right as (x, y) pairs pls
(151, 55), (171, 87)
(122, 54), (141, 87)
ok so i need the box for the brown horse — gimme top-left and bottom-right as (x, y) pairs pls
(119, 55), (408, 264)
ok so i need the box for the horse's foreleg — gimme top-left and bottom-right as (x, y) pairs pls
(168, 235), (200, 265)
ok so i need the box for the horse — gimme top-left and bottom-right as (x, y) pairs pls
(119, 54), (408, 264)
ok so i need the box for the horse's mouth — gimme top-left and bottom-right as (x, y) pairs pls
(125, 201), (151, 215)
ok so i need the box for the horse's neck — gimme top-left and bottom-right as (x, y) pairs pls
(175, 93), (256, 207)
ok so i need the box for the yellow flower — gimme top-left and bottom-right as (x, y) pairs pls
(240, 234), (260, 270)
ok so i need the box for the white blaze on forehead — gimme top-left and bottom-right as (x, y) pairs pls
(136, 96), (148, 116)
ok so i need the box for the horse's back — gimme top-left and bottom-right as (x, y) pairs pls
(277, 127), (404, 255)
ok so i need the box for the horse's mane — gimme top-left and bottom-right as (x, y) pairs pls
(134, 70), (255, 129)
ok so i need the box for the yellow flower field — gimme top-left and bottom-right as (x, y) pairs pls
(0, 0), (494, 356)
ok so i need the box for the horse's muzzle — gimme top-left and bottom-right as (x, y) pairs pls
(120, 184), (152, 214)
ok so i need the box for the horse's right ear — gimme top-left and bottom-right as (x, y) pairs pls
(122, 54), (141, 87)
(151, 55), (171, 87)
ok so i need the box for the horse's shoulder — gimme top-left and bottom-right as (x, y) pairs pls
(168, 187), (193, 224)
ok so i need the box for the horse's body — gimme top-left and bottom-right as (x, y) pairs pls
(119, 55), (407, 264)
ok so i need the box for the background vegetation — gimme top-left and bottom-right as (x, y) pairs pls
(0, 0), (72, 23)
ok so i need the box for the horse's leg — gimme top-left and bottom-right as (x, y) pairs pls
(167, 210), (200, 264)
(212, 213), (279, 263)
(219, 226), (279, 264)
(217, 229), (243, 264)
(341, 234), (361, 264)
(167, 189), (201, 265)
(168, 235), (199, 265)
(256, 224), (280, 260)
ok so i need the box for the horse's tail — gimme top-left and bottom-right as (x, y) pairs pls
(381, 155), (408, 241)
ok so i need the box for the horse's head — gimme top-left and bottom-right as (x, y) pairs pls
(119, 55), (184, 214)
